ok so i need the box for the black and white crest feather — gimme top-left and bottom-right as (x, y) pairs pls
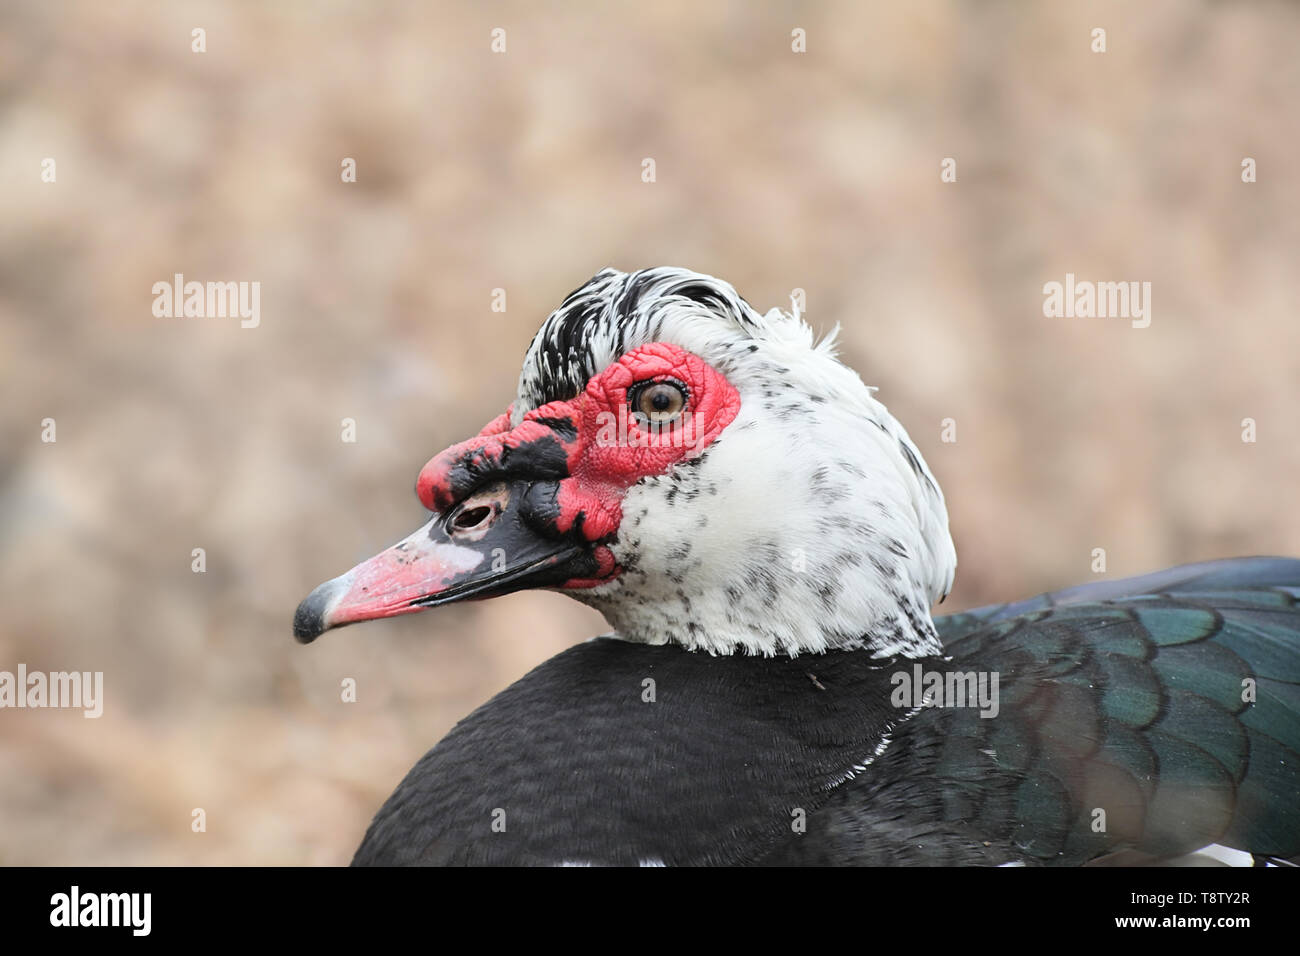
(517, 267), (761, 413)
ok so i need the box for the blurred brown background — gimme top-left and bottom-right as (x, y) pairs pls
(1, 0), (1297, 864)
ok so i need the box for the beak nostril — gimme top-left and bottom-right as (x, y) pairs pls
(451, 506), (493, 532)
(442, 481), (511, 540)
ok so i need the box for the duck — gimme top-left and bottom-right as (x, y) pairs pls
(293, 266), (1300, 866)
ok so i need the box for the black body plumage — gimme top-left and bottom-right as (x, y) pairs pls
(353, 557), (1300, 866)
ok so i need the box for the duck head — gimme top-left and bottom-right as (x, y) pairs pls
(294, 267), (956, 657)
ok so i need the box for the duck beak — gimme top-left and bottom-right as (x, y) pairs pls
(292, 479), (587, 643)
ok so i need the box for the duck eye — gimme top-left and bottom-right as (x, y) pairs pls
(630, 381), (687, 426)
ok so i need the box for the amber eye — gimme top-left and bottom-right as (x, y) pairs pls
(629, 380), (687, 426)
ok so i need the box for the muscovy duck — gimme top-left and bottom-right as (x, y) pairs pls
(294, 267), (1300, 866)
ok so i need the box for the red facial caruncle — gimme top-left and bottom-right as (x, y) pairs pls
(293, 343), (740, 641)
(418, 342), (740, 584)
